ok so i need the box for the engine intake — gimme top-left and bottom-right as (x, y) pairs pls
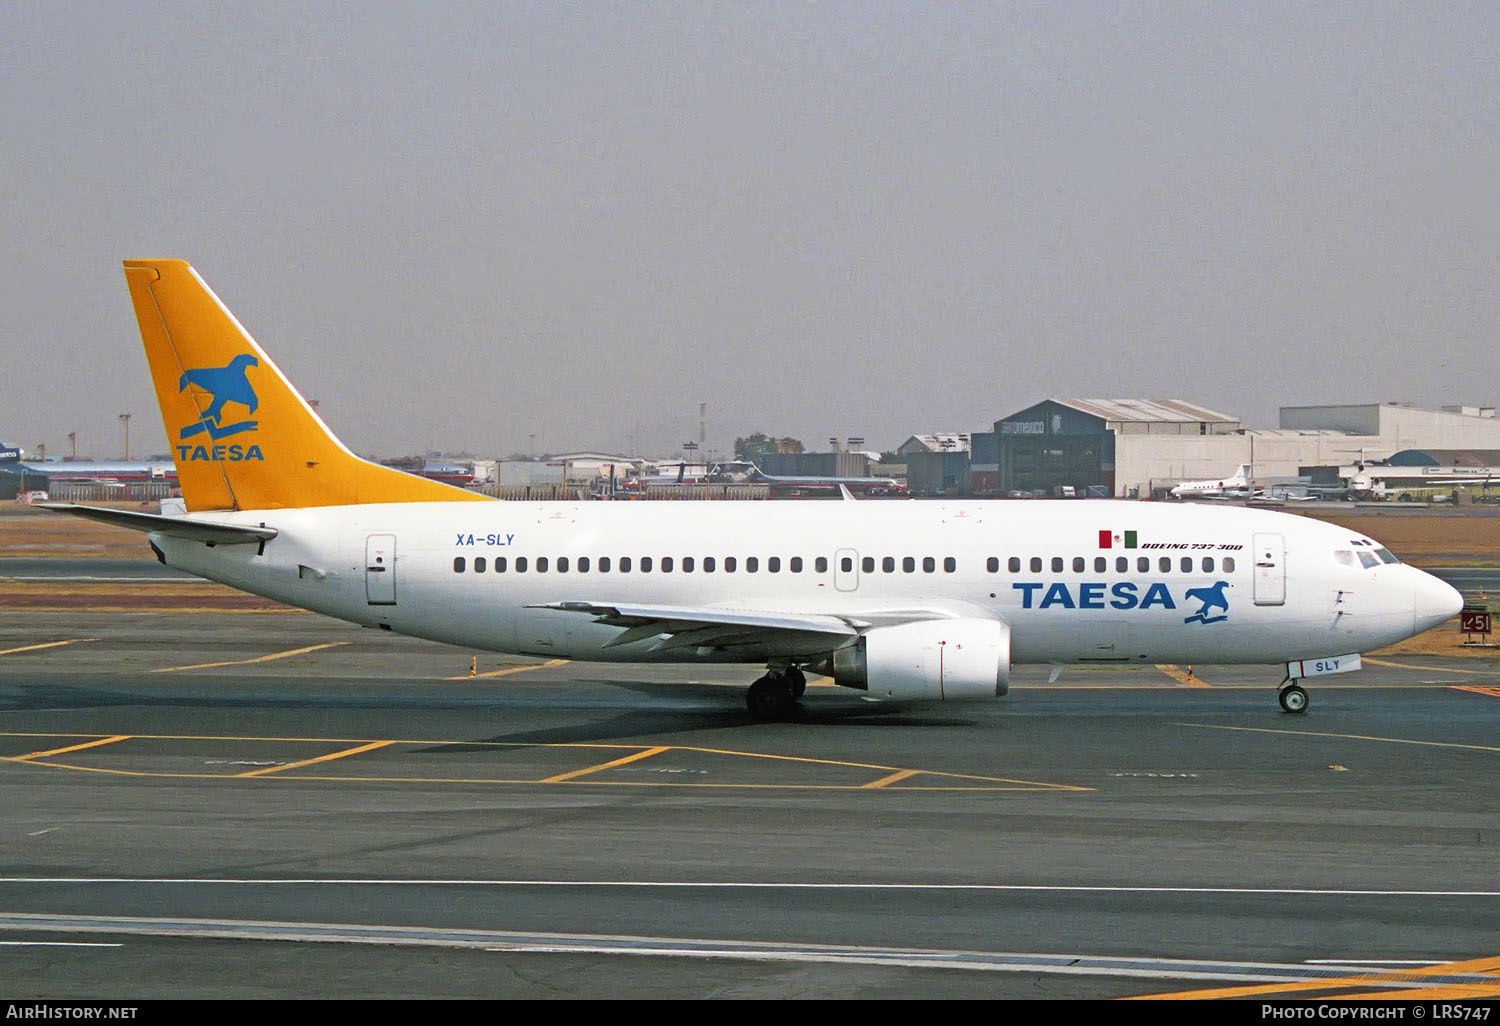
(830, 618), (1010, 701)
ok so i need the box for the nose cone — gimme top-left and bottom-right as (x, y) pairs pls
(1412, 569), (1465, 634)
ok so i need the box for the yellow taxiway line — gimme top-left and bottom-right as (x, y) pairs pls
(1128, 953), (1500, 1000)
(1155, 664), (1210, 687)
(541, 746), (669, 783)
(237, 740), (396, 778)
(1363, 656), (1500, 676)
(1183, 722), (1500, 755)
(0, 639), (99, 657)
(13, 736), (130, 761)
(448, 658), (570, 680)
(151, 642), (350, 673)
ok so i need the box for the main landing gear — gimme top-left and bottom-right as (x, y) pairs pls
(746, 666), (807, 720)
(1278, 678), (1309, 714)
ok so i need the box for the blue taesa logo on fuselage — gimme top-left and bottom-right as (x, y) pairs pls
(176, 356), (264, 462)
(1013, 580), (1231, 625)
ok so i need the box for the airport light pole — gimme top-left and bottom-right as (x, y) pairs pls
(119, 413), (131, 461)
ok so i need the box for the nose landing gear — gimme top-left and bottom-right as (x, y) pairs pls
(1278, 679), (1309, 713)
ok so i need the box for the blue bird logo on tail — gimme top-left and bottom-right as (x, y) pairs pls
(1183, 580), (1231, 625)
(178, 355), (259, 440)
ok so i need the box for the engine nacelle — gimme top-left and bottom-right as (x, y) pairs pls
(830, 618), (1010, 701)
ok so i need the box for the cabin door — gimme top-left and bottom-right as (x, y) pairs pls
(365, 534), (398, 606)
(1252, 533), (1285, 606)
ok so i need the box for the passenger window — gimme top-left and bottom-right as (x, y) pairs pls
(883, 556), (896, 573)
(1137, 557), (1149, 573)
(619, 556), (631, 572)
(516, 556), (528, 572)
(862, 556), (875, 573)
(1180, 557), (1192, 573)
(453, 557), (466, 573)
(536, 557), (549, 573)
(922, 556), (935, 573)
(1030, 557), (1042, 573)
(1202, 557), (1214, 572)
(747, 557), (759, 572)
(704, 556), (715, 572)
(1223, 557), (1235, 573)
(903, 557), (915, 573)
(1051, 557), (1064, 573)
(725, 556), (737, 572)
(815, 557), (827, 573)
(597, 556), (609, 572)
(661, 556), (674, 572)
(790, 556), (802, 573)
(943, 557), (956, 572)
(682, 556), (694, 572)
(987, 557), (999, 573)
(640, 556), (652, 572)
(1159, 557), (1171, 573)
(1072, 557), (1085, 573)
(1094, 557), (1106, 572)
(578, 556), (590, 572)
(1115, 557), (1127, 572)
(1007, 557), (1020, 573)
(557, 556), (568, 572)
(474, 557), (486, 573)
(495, 557), (507, 573)
(768, 557), (781, 573)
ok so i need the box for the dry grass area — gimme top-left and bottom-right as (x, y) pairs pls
(0, 580), (295, 612)
(1, 504), (161, 559)
(1373, 626), (1500, 660)
(1291, 507), (1500, 566)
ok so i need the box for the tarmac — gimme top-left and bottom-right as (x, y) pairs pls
(3, 603), (1499, 999)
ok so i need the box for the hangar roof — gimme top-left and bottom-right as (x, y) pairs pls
(1051, 399), (1240, 425)
(1388, 448), (1500, 467)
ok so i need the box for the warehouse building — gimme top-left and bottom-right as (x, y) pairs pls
(972, 399), (1500, 498)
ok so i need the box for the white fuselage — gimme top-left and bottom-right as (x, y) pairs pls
(151, 499), (1460, 671)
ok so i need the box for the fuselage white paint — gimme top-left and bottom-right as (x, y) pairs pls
(153, 499), (1460, 672)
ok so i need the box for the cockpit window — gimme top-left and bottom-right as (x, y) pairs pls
(1338, 546), (1400, 569)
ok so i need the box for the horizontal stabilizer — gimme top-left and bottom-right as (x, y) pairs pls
(38, 503), (277, 545)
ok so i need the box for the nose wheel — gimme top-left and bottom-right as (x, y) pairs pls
(1278, 681), (1309, 714)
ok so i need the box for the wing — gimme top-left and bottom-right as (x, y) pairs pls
(527, 601), (974, 658)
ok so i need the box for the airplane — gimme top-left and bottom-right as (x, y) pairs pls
(41, 260), (1463, 720)
(707, 459), (908, 498)
(1169, 464), (1261, 500)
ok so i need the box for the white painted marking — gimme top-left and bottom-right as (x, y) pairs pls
(0, 878), (1498, 898)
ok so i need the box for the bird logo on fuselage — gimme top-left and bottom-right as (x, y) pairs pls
(1183, 581), (1231, 625)
(178, 355), (259, 440)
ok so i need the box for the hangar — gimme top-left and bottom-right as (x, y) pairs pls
(962, 400), (1500, 498)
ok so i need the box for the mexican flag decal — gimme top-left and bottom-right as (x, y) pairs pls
(1099, 530), (1138, 549)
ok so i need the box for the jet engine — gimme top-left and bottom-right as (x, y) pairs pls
(830, 618), (1010, 701)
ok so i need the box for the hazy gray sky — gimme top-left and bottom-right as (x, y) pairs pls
(3, 2), (1497, 461)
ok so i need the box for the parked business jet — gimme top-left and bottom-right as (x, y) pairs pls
(42, 261), (1463, 719)
(1170, 465), (1259, 499)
